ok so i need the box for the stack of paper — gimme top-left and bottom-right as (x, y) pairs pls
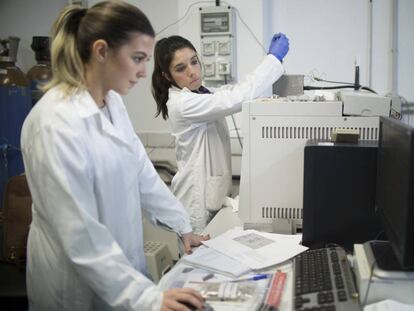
(202, 229), (308, 270)
(182, 245), (251, 278)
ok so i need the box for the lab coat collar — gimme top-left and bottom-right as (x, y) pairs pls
(71, 88), (100, 118)
(169, 85), (191, 94)
(170, 85), (211, 94)
(71, 89), (131, 146)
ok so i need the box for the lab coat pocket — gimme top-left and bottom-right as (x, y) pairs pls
(205, 175), (230, 212)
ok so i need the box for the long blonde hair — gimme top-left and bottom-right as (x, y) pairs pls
(44, 1), (155, 95)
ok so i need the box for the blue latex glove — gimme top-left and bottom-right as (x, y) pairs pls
(268, 33), (289, 62)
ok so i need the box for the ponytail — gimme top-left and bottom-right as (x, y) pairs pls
(43, 6), (86, 95)
(152, 39), (172, 120)
(152, 36), (198, 120)
(44, 1), (155, 96)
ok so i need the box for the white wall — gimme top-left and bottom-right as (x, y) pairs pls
(119, 1), (268, 141)
(1, 0), (413, 132)
(271, 0), (370, 85)
(0, 0), (67, 72)
(175, 0), (268, 148)
(87, 0), (181, 133)
(261, 0), (380, 85)
(269, 0), (412, 101)
(398, 0), (414, 101)
(371, 0), (394, 95)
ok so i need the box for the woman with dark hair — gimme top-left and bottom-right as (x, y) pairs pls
(152, 34), (289, 234)
(21, 2), (207, 310)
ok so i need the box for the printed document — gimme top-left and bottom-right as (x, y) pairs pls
(202, 229), (308, 270)
(182, 245), (251, 278)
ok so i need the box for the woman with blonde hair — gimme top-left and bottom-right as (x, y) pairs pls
(21, 2), (207, 310)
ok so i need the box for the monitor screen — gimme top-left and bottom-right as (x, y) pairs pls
(376, 117), (414, 269)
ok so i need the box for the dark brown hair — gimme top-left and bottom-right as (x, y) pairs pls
(151, 36), (197, 120)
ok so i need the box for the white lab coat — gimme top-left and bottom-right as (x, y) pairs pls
(21, 87), (192, 311)
(167, 55), (284, 234)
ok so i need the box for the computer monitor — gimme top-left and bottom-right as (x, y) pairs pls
(376, 116), (414, 269)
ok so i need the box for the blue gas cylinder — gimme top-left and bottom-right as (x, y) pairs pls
(27, 36), (52, 106)
(0, 36), (32, 210)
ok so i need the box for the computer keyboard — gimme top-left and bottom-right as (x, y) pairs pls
(293, 247), (361, 311)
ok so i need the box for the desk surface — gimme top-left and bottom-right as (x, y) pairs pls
(158, 261), (293, 311)
(159, 206), (293, 311)
(165, 206), (414, 310)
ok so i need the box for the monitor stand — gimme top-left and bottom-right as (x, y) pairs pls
(368, 240), (408, 271)
(363, 241), (414, 278)
(353, 241), (414, 305)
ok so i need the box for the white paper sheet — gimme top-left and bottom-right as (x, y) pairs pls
(202, 229), (308, 270)
(182, 245), (251, 278)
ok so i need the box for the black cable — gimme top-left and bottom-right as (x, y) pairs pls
(233, 7), (266, 53)
(156, 1), (266, 55)
(361, 86), (377, 94)
(311, 77), (378, 94)
(314, 77), (356, 85)
(304, 85), (377, 94)
(304, 85), (356, 91)
(374, 230), (385, 241)
(156, 1), (212, 36)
